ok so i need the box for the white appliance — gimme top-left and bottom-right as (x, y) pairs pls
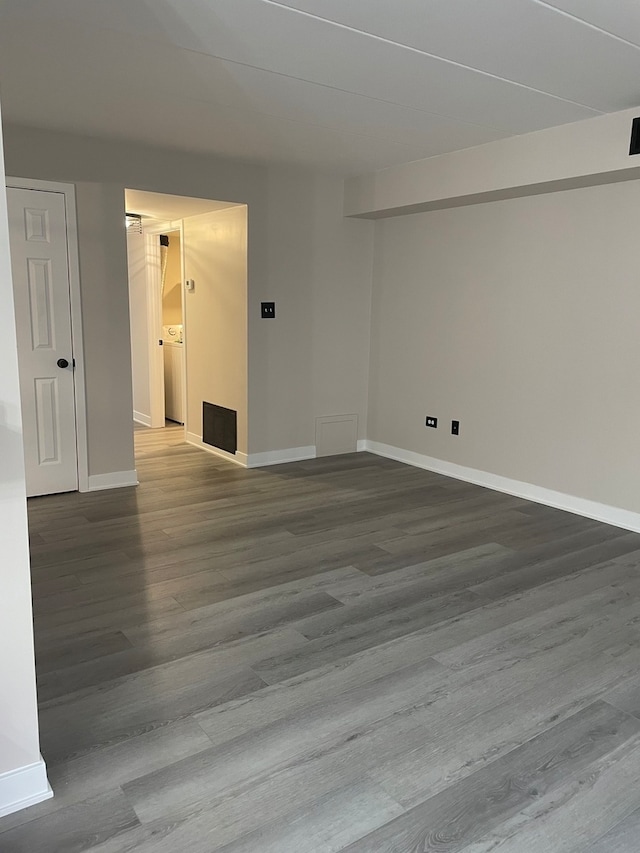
(162, 325), (184, 423)
(162, 324), (183, 343)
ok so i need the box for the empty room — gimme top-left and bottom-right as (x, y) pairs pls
(3, 2), (640, 851)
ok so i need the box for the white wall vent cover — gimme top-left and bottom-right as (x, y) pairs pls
(315, 414), (358, 457)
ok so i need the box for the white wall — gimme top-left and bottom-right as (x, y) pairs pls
(0, 107), (50, 816)
(74, 181), (136, 478)
(126, 229), (151, 425)
(369, 180), (640, 516)
(250, 167), (373, 454)
(346, 106), (640, 218)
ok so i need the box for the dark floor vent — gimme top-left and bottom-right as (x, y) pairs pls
(203, 402), (237, 454)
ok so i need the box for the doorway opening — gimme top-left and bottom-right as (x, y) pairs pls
(124, 188), (249, 469)
(160, 230), (184, 426)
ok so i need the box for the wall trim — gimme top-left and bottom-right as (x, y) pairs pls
(0, 756), (52, 819)
(363, 440), (640, 534)
(86, 470), (139, 492)
(186, 431), (248, 467)
(133, 411), (151, 427)
(247, 445), (316, 468)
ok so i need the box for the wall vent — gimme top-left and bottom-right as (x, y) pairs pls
(630, 117), (640, 155)
(315, 414), (358, 457)
(203, 402), (237, 455)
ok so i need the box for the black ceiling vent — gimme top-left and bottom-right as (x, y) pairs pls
(203, 402), (237, 455)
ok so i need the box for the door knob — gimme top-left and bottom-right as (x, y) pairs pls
(56, 358), (69, 369)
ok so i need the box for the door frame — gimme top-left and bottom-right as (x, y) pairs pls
(141, 219), (187, 433)
(6, 176), (89, 492)
(144, 228), (165, 428)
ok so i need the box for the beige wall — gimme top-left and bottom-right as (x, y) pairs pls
(369, 180), (640, 513)
(183, 206), (248, 453)
(162, 232), (182, 326)
(0, 112), (42, 788)
(3, 125), (374, 470)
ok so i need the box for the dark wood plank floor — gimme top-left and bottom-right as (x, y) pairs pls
(3, 425), (640, 851)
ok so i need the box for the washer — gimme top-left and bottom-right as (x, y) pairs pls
(162, 324), (183, 343)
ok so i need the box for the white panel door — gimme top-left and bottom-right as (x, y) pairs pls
(7, 187), (78, 496)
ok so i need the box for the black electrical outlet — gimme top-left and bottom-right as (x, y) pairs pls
(425, 416), (438, 428)
(451, 420), (460, 436)
(261, 301), (275, 318)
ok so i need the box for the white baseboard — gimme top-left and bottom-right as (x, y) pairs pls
(247, 445), (316, 468)
(85, 470), (139, 492)
(357, 439), (367, 452)
(133, 411), (151, 427)
(0, 757), (52, 819)
(364, 439), (640, 534)
(186, 432), (248, 467)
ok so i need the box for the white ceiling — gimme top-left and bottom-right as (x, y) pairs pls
(1, 0), (639, 176)
(125, 189), (240, 220)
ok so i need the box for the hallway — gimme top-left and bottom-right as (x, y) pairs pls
(3, 432), (640, 850)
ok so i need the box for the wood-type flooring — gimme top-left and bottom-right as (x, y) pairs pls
(2, 424), (640, 851)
